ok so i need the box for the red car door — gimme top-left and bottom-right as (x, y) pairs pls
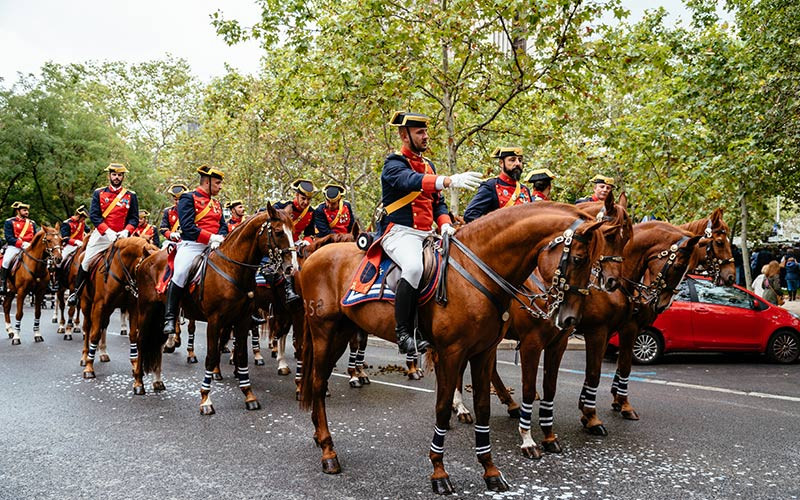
(689, 279), (762, 349)
(657, 283), (695, 351)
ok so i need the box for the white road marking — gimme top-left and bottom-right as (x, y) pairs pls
(330, 372), (434, 393)
(497, 359), (800, 403)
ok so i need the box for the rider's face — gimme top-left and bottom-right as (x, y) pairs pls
(109, 172), (124, 187)
(501, 156), (523, 181)
(18, 208), (29, 218)
(402, 127), (429, 153)
(593, 183), (612, 200)
(209, 178), (223, 196)
(295, 193), (310, 210)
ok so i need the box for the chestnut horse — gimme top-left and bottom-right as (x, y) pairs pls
(678, 208), (735, 286)
(299, 203), (605, 494)
(3, 226), (62, 344)
(79, 237), (159, 379)
(53, 245), (84, 340)
(133, 204), (296, 412)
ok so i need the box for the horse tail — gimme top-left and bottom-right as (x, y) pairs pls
(137, 300), (166, 374)
(424, 348), (438, 375)
(299, 312), (314, 411)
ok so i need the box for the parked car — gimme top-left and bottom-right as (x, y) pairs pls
(608, 275), (800, 364)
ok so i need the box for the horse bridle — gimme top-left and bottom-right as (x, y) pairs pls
(20, 232), (61, 280)
(437, 218), (594, 321)
(702, 220), (735, 284)
(104, 242), (146, 299)
(621, 235), (692, 311)
(588, 207), (625, 291)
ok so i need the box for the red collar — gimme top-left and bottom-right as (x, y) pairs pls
(401, 146), (425, 162)
(196, 186), (210, 198)
(498, 172), (517, 185)
(15, 216), (26, 222)
(108, 184), (123, 193)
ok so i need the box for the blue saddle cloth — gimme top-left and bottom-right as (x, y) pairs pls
(341, 253), (440, 307)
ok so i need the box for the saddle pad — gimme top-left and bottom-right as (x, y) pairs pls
(341, 252), (440, 307)
(155, 244), (177, 294)
(349, 233), (386, 294)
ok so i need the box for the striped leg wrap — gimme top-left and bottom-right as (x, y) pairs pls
(88, 342), (97, 361)
(405, 353), (416, 365)
(611, 370), (620, 393)
(33, 319), (40, 331)
(347, 351), (357, 370)
(251, 331), (259, 349)
(430, 426), (447, 455)
(14, 320), (21, 332)
(474, 424), (491, 456)
(355, 349), (365, 369)
(187, 331), (195, 350)
(129, 342), (138, 360)
(519, 401), (534, 431)
(615, 375), (629, 397)
(236, 366), (251, 388)
(295, 360), (303, 382)
(579, 384), (598, 409)
(539, 400), (554, 428)
(201, 370), (213, 390)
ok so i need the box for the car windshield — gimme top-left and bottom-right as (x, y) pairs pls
(675, 281), (693, 302)
(693, 279), (754, 309)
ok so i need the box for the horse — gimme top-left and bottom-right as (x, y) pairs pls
(3, 226), (63, 344)
(53, 244), (84, 340)
(79, 237), (159, 379)
(678, 208), (736, 286)
(133, 204), (296, 412)
(298, 202), (606, 494)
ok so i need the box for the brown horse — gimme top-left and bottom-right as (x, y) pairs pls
(3, 226), (62, 344)
(299, 202), (606, 494)
(133, 204), (296, 412)
(78, 237), (159, 379)
(678, 208), (736, 286)
(53, 245), (85, 340)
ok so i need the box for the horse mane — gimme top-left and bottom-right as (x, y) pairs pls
(678, 217), (709, 235)
(305, 233), (355, 257)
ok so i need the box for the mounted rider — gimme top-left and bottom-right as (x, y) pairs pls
(525, 168), (557, 201)
(274, 179), (317, 243)
(162, 165), (228, 336)
(159, 183), (188, 247)
(575, 175), (615, 204)
(226, 200), (246, 231)
(379, 111), (482, 354)
(68, 163), (139, 306)
(313, 184), (356, 237)
(1, 202), (38, 294)
(463, 147), (532, 222)
(60, 205), (89, 261)
(133, 210), (160, 246)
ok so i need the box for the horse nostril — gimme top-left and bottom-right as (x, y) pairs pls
(605, 278), (619, 291)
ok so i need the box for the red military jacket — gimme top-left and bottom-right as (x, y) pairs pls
(274, 200), (314, 241)
(493, 172), (532, 207)
(531, 190), (550, 201)
(90, 185), (138, 234)
(228, 216), (244, 231)
(177, 187), (227, 244)
(7, 216), (36, 247)
(61, 216), (86, 246)
(160, 206), (180, 240)
(134, 223), (155, 242)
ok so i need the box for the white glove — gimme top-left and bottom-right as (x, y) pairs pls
(118, 229), (130, 239)
(22, 242), (30, 249)
(449, 171), (483, 190)
(441, 223), (456, 236)
(169, 232), (181, 242)
(209, 234), (225, 249)
(294, 239), (310, 248)
(104, 229), (118, 241)
(75, 240), (83, 247)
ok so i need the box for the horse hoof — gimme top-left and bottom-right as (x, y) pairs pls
(277, 367), (291, 376)
(200, 404), (215, 416)
(7, 332), (13, 339)
(407, 371), (421, 381)
(521, 445), (543, 460)
(73, 327), (81, 334)
(173, 338), (181, 348)
(57, 326), (65, 334)
(11, 338), (21, 345)
(622, 410), (640, 420)
(162, 345), (176, 354)
(133, 386), (146, 396)
(213, 372), (223, 381)
(457, 413), (474, 424)
(359, 376), (370, 385)
(83, 371), (95, 379)
(349, 379), (362, 389)
(245, 400), (261, 411)
(542, 440), (563, 453)
(431, 477), (454, 495)
(271, 351), (277, 358)
(321, 457), (341, 475)
(586, 424), (608, 436)
(507, 407), (520, 419)
(254, 358), (265, 366)
(153, 381), (166, 392)
(34, 335), (44, 343)
(485, 474), (510, 492)
(120, 329), (128, 336)
(611, 402), (622, 412)
(99, 354), (110, 363)
(187, 356), (198, 364)
(64, 334), (72, 341)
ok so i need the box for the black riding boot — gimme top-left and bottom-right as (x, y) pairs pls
(162, 282), (185, 336)
(283, 273), (301, 305)
(394, 278), (429, 354)
(67, 267), (88, 306)
(0, 267), (7, 295)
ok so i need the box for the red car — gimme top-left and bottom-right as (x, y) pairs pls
(608, 275), (800, 364)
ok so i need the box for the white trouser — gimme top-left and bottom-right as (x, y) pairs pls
(2, 245), (21, 269)
(171, 241), (207, 288)
(81, 230), (114, 271)
(381, 225), (430, 289)
(62, 244), (79, 260)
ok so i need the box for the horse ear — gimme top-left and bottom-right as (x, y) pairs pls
(710, 208), (723, 224)
(684, 235), (703, 251)
(604, 190), (616, 215)
(265, 201), (278, 219)
(54, 221), (61, 231)
(351, 220), (361, 236)
(580, 220), (606, 235)
(617, 191), (628, 209)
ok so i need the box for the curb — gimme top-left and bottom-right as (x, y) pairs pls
(367, 336), (585, 351)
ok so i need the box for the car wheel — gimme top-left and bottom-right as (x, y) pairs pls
(632, 329), (663, 365)
(766, 329), (799, 364)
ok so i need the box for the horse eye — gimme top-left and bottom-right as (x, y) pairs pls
(572, 256), (585, 265)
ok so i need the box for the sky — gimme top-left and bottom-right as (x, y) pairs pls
(0, 0), (735, 85)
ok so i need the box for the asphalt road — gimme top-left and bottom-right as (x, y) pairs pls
(1, 305), (799, 500)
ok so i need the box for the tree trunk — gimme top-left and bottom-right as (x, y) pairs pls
(439, 10), (460, 214)
(739, 182), (752, 290)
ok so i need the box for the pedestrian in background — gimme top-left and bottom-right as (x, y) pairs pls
(783, 251), (799, 301)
